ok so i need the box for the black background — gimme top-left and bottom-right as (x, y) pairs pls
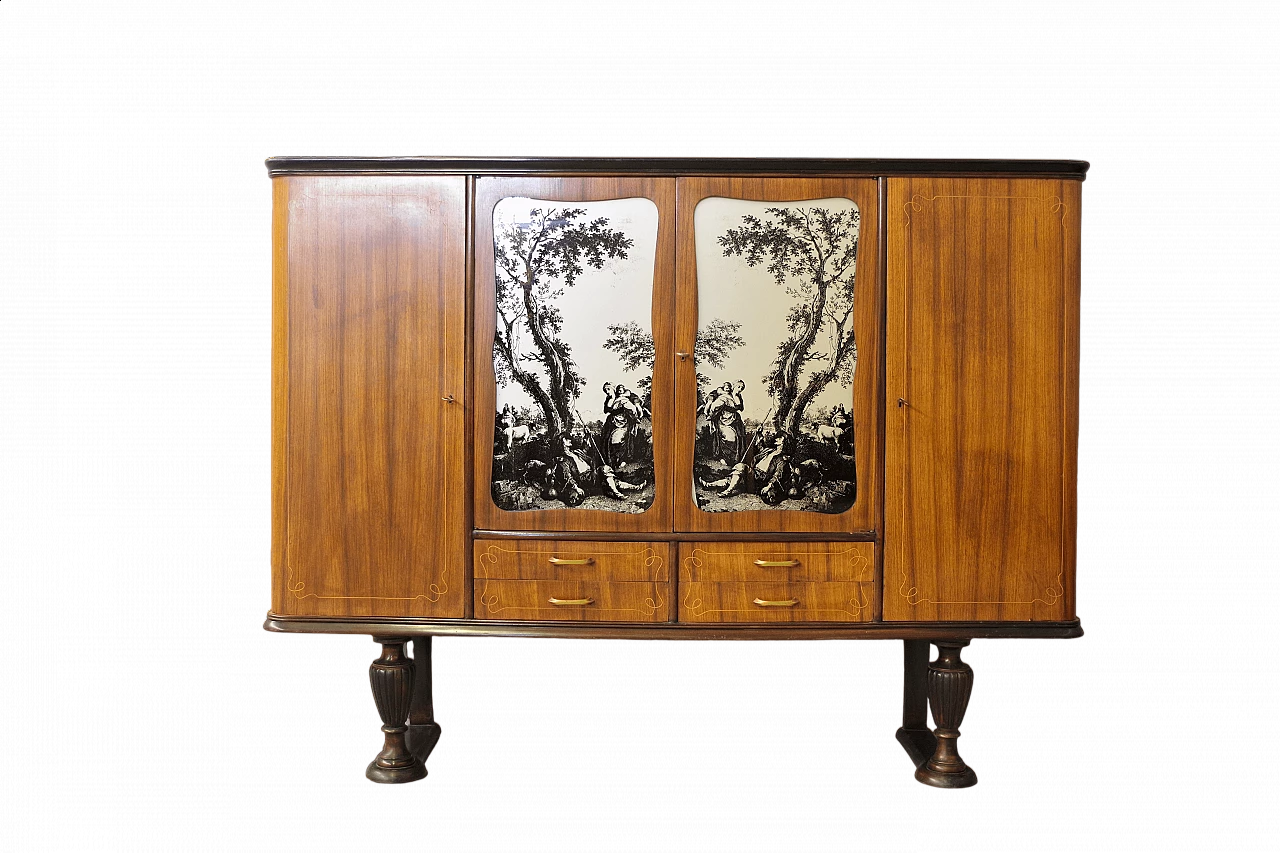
(257, 153), (1090, 788)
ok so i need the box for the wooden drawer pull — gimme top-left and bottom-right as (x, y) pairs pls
(753, 597), (800, 608)
(547, 557), (594, 565)
(548, 597), (594, 606)
(753, 559), (800, 567)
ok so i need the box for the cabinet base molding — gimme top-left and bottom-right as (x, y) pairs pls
(267, 614), (1082, 641)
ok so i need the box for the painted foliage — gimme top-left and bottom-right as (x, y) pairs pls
(490, 197), (659, 513)
(691, 197), (861, 514)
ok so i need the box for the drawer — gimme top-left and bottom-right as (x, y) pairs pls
(474, 540), (669, 582)
(679, 581), (874, 623)
(680, 542), (874, 583)
(475, 580), (669, 622)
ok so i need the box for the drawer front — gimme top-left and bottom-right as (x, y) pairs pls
(474, 540), (669, 582)
(680, 581), (873, 623)
(681, 542), (874, 583)
(475, 580), (668, 622)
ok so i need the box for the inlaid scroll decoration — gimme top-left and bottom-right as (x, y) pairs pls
(285, 562), (448, 603)
(476, 544), (664, 617)
(896, 191), (1069, 612)
(489, 197), (660, 515)
(690, 198), (862, 515)
(282, 440), (453, 601)
(895, 572), (1064, 609)
(680, 547), (872, 619)
(903, 194), (1069, 230)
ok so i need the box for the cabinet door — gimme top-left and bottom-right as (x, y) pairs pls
(474, 178), (676, 532)
(674, 178), (881, 534)
(272, 176), (468, 618)
(884, 178), (1080, 621)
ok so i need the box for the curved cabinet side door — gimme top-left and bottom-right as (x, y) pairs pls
(884, 177), (1080, 622)
(273, 175), (468, 618)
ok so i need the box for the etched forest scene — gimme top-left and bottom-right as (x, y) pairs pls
(691, 197), (862, 514)
(490, 197), (659, 513)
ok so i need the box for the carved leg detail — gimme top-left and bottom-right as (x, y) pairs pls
(915, 640), (978, 789)
(366, 637), (427, 784)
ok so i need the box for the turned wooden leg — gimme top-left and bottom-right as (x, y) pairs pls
(915, 640), (978, 788)
(895, 639), (937, 767)
(366, 637), (428, 784)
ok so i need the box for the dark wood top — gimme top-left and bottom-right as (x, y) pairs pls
(265, 156), (1089, 180)
(265, 614), (1084, 640)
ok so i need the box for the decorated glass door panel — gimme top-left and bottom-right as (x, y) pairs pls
(674, 179), (881, 535)
(474, 178), (675, 533)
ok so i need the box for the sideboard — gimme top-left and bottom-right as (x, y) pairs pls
(264, 157), (1086, 788)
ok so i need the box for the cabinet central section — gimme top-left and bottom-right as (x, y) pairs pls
(472, 176), (881, 537)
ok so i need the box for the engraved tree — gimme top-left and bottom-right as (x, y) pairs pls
(493, 207), (633, 475)
(603, 317), (745, 400)
(719, 205), (860, 439)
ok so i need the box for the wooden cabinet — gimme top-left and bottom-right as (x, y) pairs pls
(266, 158), (1087, 788)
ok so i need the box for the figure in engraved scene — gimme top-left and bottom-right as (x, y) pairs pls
(702, 380), (747, 466)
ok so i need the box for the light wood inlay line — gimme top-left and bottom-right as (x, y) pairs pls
(903, 194), (1068, 229)
(893, 573), (1064, 608)
(286, 575), (450, 603)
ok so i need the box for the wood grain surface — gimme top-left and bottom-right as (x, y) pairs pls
(679, 541), (874, 582)
(884, 178), (1080, 621)
(679, 582), (874, 623)
(472, 177), (676, 532)
(473, 540), (673, 621)
(474, 580), (670, 622)
(474, 539), (670, 582)
(673, 178), (882, 534)
(273, 175), (469, 617)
